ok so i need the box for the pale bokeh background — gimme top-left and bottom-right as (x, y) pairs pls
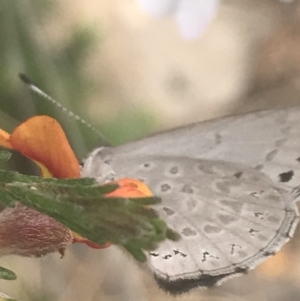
(1, 0), (300, 300)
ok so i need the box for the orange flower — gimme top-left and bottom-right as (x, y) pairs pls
(0, 116), (153, 256)
(0, 115), (80, 179)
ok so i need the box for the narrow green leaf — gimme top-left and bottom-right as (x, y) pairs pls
(0, 266), (17, 280)
(0, 151), (11, 162)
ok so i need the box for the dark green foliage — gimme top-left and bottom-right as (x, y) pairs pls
(0, 170), (180, 261)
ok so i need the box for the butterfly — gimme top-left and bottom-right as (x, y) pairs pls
(81, 107), (300, 294)
(19, 74), (299, 294)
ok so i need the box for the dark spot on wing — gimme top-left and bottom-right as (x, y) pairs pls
(278, 170), (294, 183)
(201, 251), (219, 262)
(174, 249), (187, 257)
(181, 184), (194, 194)
(265, 149), (278, 161)
(230, 243), (241, 255)
(297, 157), (300, 163)
(204, 224), (222, 234)
(201, 251), (209, 262)
(161, 183), (171, 192)
(234, 172), (243, 179)
(215, 133), (222, 144)
(220, 200), (243, 213)
(218, 214), (237, 225)
(163, 207), (176, 216)
(254, 212), (264, 219)
(249, 228), (259, 236)
(182, 227), (197, 237)
(275, 138), (287, 147)
(169, 166), (179, 174)
(255, 164), (263, 171)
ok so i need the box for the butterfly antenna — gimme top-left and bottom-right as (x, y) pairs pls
(19, 73), (110, 145)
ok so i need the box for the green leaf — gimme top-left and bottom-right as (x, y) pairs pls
(0, 266), (16, 280)
(0, 151), (11, 162)
(0, 170), (180, 261)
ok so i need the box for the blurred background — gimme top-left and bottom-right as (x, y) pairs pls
(1, 0), (300, 300)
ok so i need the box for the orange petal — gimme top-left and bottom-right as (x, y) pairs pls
(0, 128), (13, 149)
(9, 116), (80, 179)
(72, 232), (112, 249)
(106, 178), (153, 198)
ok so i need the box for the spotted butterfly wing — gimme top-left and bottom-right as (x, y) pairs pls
(82, 107), (299, 294)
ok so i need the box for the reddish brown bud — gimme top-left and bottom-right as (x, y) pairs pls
(0, 203), (72, 257)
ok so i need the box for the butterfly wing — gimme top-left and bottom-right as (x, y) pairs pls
(111, 107), (300, 190)
(82, 107), (300, 293)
